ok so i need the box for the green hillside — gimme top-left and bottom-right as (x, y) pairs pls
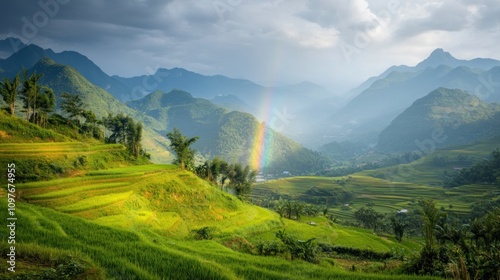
(253, 138), (500, 223)
(377, 88), (500, 152)
(128, 89), (326, 173)
(9, 57), (172, 163)
(0, 113), (441, 279)
(0, 111), (149, 182)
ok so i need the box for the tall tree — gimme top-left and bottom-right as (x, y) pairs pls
(166, 128), (199, 170)
(20, 70), (43, 122)
(227, 163), (256, 198)
(354, 206), (384, 232)
(127, 121), (143, 158)
(0, 72), (20, 116)
(390, 213), (409, 243)
(104, 113), (143, 157)
(419, 199), (443, 250)
(36, 87), (55, 127)
(61, 92), (84, 125)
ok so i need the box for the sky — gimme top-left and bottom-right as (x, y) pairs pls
(1, 0), (499, 94)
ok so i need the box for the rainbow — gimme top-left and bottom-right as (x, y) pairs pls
(249, 42), (287, 170)
(249, 92), (276, 171)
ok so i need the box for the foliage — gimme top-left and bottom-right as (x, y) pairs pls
(227, 163), (256, 199)
(104, 113), (144, 158)
(391, 212), (409, 243)
(192, 227), (216, 240)
(418, 199), (444, 250)
(0, 71), (20, 116)
(35, 86), (56, 127)
(445, 149), (500, 187)
(275, 229), (318, 263)
(354, 206), (384, 232)
(275, 200), (306, 220)
(319, 244), (393, 261)
(255, 240), (286, 256)
(166, 127), (199, 170)
(60, 92), (84, 125)
(20, 69), (43, 122)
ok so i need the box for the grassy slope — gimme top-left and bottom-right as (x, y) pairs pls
(253, 138), (500, 222)
(0, 114), (440, 279)
(1, 165), (439, 280)
(0, 111), (151, 182)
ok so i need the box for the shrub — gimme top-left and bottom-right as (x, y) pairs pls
(276, 229), (318, 263)
(192, 227), (215, 240)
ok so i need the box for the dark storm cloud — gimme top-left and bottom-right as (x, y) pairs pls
(0, 0), (221, 45)
(0, 0), (499, 91)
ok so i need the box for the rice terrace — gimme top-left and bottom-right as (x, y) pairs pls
(1, 2), (500, 279)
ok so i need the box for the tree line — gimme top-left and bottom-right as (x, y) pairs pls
(445, 149), (500, 187)
(0, 70), (55, 127)
(350, 199), (500, 279)
(166, 128), (256, 199)
(0, 71), (145, 158)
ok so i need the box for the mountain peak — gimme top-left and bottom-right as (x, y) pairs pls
(416, 48), (458, 69)
(429, 48), (451, 57)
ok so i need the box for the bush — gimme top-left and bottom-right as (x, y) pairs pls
(276, 229), (318, 263)
(319, 243), (393, 260)
(191, 227), (215, 240)
(255, 240), (285, 256)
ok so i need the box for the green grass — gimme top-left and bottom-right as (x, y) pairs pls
(2, 163), (440, 279)
(254, 174), (498, 223)
(0, 202), (439, 280)
(0, 242), (105, 279)
(0, 112), (447, 279)
(56, 191), (134, 212)
(253, 139), (500, 225)
(362, 137), (500, 186)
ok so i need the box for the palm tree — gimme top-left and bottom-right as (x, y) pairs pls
(20, 70), (43, 122)
(166, 128), (199, 170)
(0, 73), (20, 116)
(419, 198), (444, 250)
(36, 87), (55, 127)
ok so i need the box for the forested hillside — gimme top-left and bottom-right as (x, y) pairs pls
(377, 88), (500, 152)
(128, 89), (327, 173)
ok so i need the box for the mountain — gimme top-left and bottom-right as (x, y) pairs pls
(317, 49), (500, 147)
(114, 67), (266, 102)
(416, 48), (500, 70)
(128, 89), (327, 173)
(0, 43), (131, 101)
(117, 67), (338, 146)
(24, 58), (171, 163)
(0, 41), (339, 148)
(211, 94), (255, 114)
(0, 37), (26, 59)
(377, 88), (500, 152)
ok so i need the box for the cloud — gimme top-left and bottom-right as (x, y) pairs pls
(0, 0), (499, 91)
(391, 1), (472, 40)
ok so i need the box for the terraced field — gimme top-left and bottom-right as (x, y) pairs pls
(3, 162), (442, 279)
(0, 142), (125, 156)
(253, 174), (498, 222)
(252, 139), (500, 224)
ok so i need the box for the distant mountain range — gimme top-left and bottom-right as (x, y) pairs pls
(0, 38), (339, 141)
(315, 48), (500, 148)
(2, 36), (499, 165)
